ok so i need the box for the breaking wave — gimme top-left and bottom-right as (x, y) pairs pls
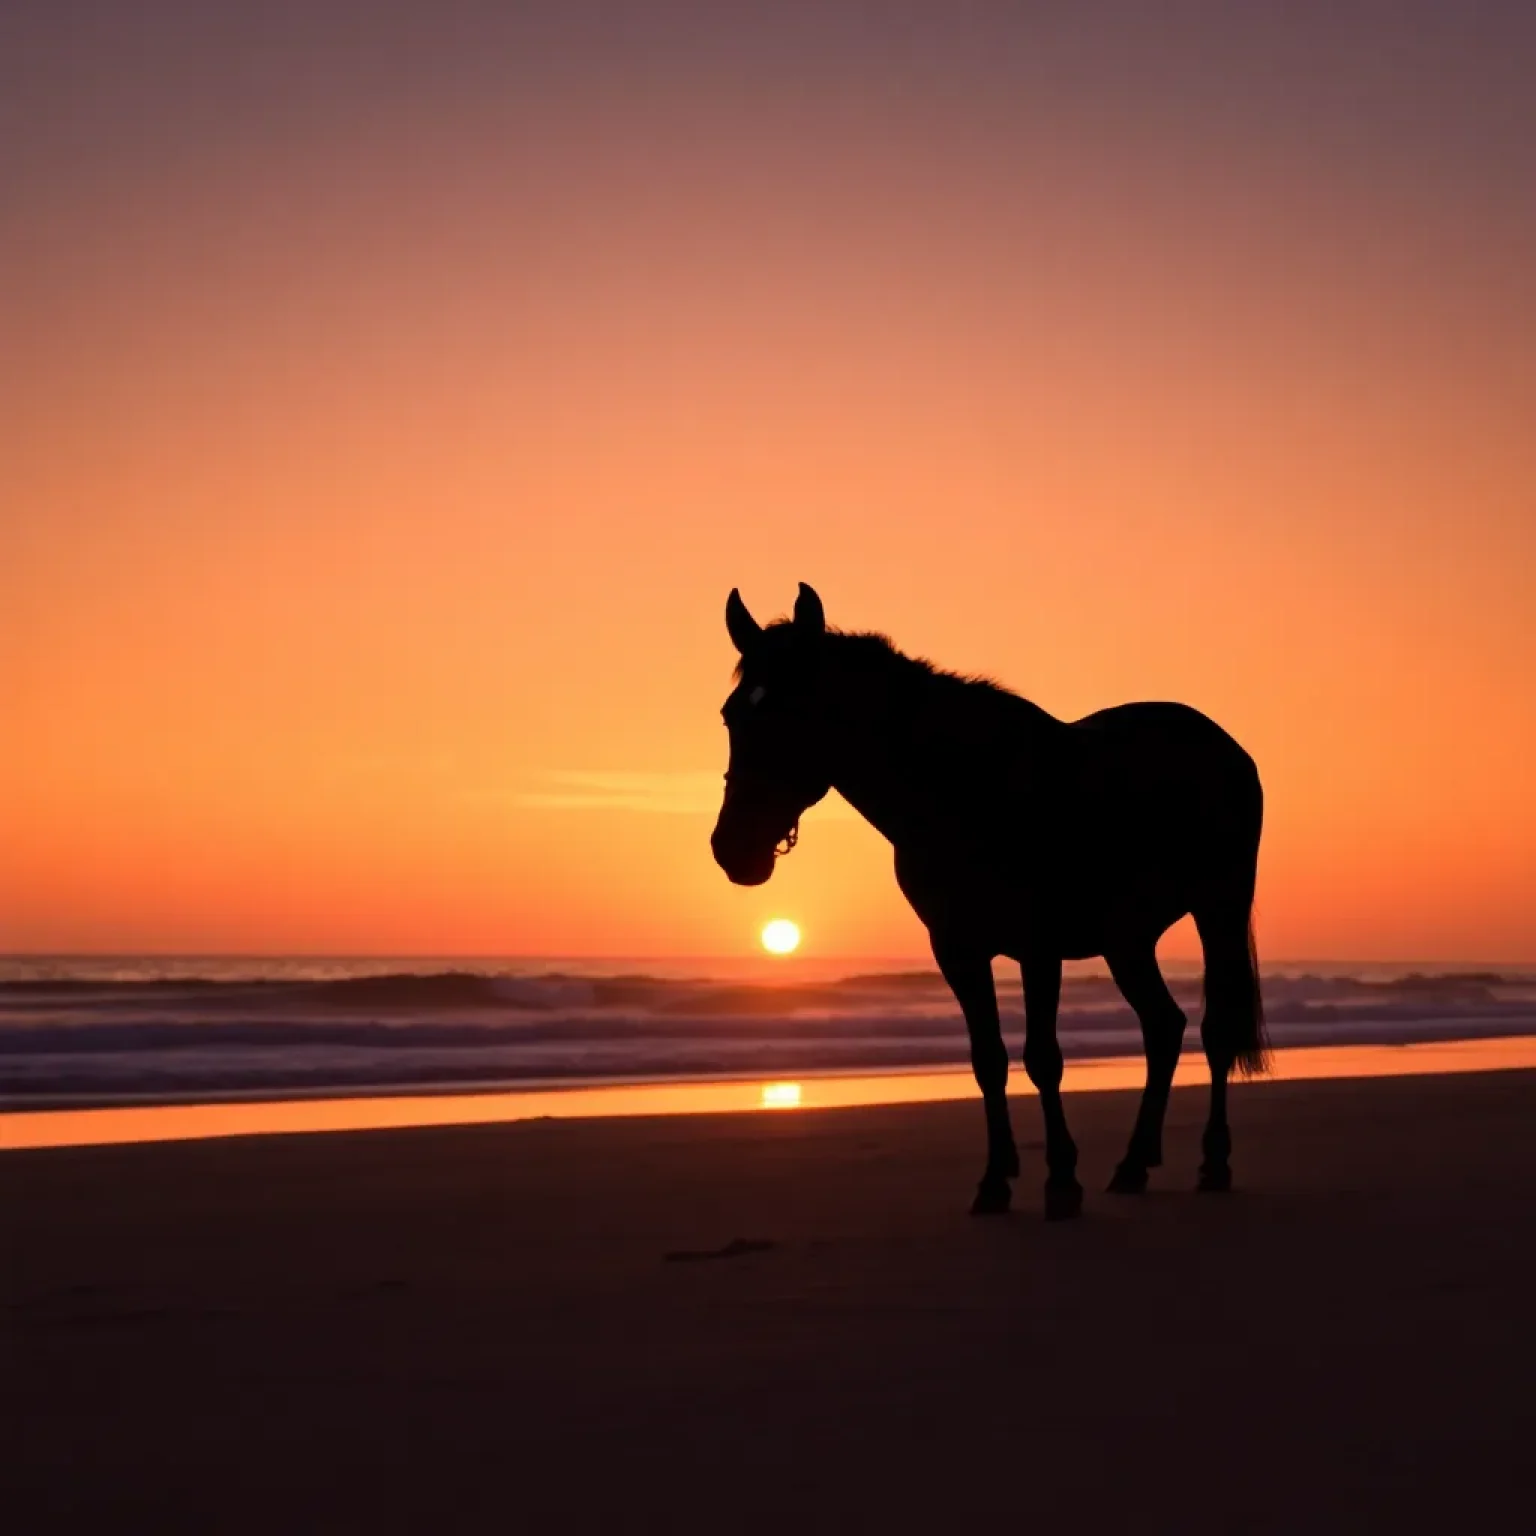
(3, 958), (1533, 1106)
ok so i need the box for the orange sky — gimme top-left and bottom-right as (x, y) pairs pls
(3, 4), (1534, 960)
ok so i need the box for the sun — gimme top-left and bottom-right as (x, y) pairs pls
(760, 919), (801, 956)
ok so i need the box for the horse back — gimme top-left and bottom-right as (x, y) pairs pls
(1056, 700), (1262, 874)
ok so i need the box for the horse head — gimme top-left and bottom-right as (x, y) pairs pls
(710, 582), (833, 886)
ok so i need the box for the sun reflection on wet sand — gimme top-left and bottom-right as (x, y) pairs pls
(4, 1036), (1536, 1151)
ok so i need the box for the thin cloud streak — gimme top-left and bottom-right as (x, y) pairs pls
(516, 771), (857, 818)
(516, 771), (726, 815)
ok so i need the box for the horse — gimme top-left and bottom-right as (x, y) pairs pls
(711, 583), (1268, 1220)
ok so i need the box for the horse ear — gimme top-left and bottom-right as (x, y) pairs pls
(725, 588), (763, 655)
(794, 582), (825, 636)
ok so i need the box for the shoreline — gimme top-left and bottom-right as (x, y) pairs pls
(6, 1031), (1536, 1151)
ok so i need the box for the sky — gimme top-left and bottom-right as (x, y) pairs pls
(3, 1), (1534, 961)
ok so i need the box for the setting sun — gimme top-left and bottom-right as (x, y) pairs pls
(761, 919), (801, 956)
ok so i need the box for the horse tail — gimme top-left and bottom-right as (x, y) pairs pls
(1237, 909), (1269, 1077)
(1199, 892), (1270, 1078)
(1197, 767), (1269, 1077)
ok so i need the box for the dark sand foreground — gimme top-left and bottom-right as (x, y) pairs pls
(5, 1071), (1535, 1533)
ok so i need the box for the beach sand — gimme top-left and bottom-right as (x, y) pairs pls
(5, 1069), (1534, 1532)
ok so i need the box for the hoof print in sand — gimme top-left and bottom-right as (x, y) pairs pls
(664, 1238), (777, 1264)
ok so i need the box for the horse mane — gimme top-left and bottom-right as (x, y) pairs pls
(826, 629), (1019, 701)
(738, 621), (1048, 724)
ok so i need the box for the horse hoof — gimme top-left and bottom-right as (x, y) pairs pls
(1197, 1164), (1233, 1193)
(971, 1180), (1012, 1216)
(1044, 1180), (1083, 1221)
(1107, 1162), (1149, 1195)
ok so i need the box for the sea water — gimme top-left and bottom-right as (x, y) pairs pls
(3, 954), (1534, 1109)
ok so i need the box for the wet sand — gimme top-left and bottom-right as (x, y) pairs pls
(5, 1069), (1535, 1532)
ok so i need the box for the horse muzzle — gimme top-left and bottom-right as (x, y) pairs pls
(710, 824), (779, 887)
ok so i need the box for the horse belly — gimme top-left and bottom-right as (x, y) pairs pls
(1022, 794), (1199, 955)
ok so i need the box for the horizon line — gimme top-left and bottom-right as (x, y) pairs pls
(2, 950), (1533, 969)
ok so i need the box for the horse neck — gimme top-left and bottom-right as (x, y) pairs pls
(819, 652), (1046, 846)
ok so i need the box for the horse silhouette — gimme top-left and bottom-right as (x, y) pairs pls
(711, 583), (1268, 1219)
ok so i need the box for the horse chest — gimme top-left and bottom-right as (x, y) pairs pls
(892, 836), (1091, 945)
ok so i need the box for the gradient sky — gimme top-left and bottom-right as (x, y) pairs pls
(4, 2), (1534, 960)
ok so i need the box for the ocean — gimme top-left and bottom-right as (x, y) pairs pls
(3, 954), (1534, 1109)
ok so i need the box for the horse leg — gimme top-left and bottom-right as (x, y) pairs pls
(1021, 953), (1082, 1220)
(1200, 1060), (1232, 1192)
(1105, 945), (1187, 1194)
(933, 941), (1018, 1215)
